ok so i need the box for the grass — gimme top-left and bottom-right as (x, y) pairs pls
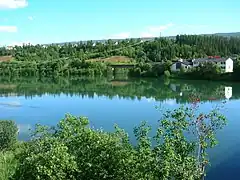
(87, 56), (134, 64)
(110, 80), (130, 86)
(0, 84), (16, 90)
(0, 56), (13, 62)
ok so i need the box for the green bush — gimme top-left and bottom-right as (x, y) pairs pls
(13, 138), (78, 180)
(0, 120), (18, 151)
(14, 116), (136, 180)
(12, 106), (226, 180)
(0, 151), (18, 180)
(164, 70), (171, 78)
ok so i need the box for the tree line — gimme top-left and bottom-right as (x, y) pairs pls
(1, 35), (240, 62)
(0, 35), (240, 79)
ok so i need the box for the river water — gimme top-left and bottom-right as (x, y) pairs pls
(0, 77), (239, 179)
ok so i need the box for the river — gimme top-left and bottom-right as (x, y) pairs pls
(0, 77), (239, 179)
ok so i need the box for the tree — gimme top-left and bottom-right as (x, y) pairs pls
(164, 70), (171, 78)
(164, 60), (172, 71)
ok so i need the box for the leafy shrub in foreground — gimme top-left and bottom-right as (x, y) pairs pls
(0, 120), (18, 151)
(13, 103), (226, 180)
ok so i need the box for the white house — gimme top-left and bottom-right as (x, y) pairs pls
(170, 59), (193, 72)
(192, 57), (233, 73)
(171, 57), (234, 73)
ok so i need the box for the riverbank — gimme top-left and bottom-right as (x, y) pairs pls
(169, 63), (240, 82)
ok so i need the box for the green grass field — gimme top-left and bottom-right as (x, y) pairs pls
(87, 56), (134, 64)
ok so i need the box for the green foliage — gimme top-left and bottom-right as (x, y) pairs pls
(183, 62), (222, 80)
(13, 138), (78, 180)
(10, 103), (226, 180)
(0, 151), (18, 180)
(232, 57), (240, 80)
(0, 120), (18, 151)
(0, 59), (108, 77)
(164, 70), (171, 78)
(128, 63), (163, 77)
(163, 60), (172, 71)
(155, 108), (200, 179)
(1, 35), (240, 79)
(14, 115), (136, 180)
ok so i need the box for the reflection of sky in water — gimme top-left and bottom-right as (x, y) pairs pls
(0, 83), (239, 180)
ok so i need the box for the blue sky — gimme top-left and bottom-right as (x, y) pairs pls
(0, 0), (239, 46)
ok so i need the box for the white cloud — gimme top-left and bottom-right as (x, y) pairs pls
(0, 26), (17, 32)
(108, 32), (131, 39)
(148, 23), (174, 33)
(139, 23), (210, 37)
(105, 23), (210, 40)
(28, 16), (34, 21)
(140, 32), (154, 38)
(139, 23), (174, 38)
(0, 0), (28, 9)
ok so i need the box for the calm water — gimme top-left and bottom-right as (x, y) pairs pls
(0, 77), (240, 179)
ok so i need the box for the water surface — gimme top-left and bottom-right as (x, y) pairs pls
(0, 77), (240, 179)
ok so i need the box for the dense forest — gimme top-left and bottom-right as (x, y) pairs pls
(1, 35), (240, 61)
(0, 35), (240, 78)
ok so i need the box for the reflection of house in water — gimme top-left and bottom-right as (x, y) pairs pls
(225, 87), (232, 99)
(169, 82), (233, 101)
(170, 84), (183, 96)
(170, 83), (192, 92)
(170, 84), (181, 92)
(170, 83), (192, 97)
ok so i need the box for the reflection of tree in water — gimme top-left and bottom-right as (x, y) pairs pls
(0, 77), (238, 103)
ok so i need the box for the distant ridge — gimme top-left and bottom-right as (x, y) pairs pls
(213, 32), (240, 37)
(42, 32), (240, 46)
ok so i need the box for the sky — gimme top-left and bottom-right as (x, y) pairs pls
(0, 0), (239, 46)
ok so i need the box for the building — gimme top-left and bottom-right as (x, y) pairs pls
(192, 57), (233, 73)
(6, 46), (13, 50)
(170, 59), (193, 72)
(171, 56), (233, 73)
